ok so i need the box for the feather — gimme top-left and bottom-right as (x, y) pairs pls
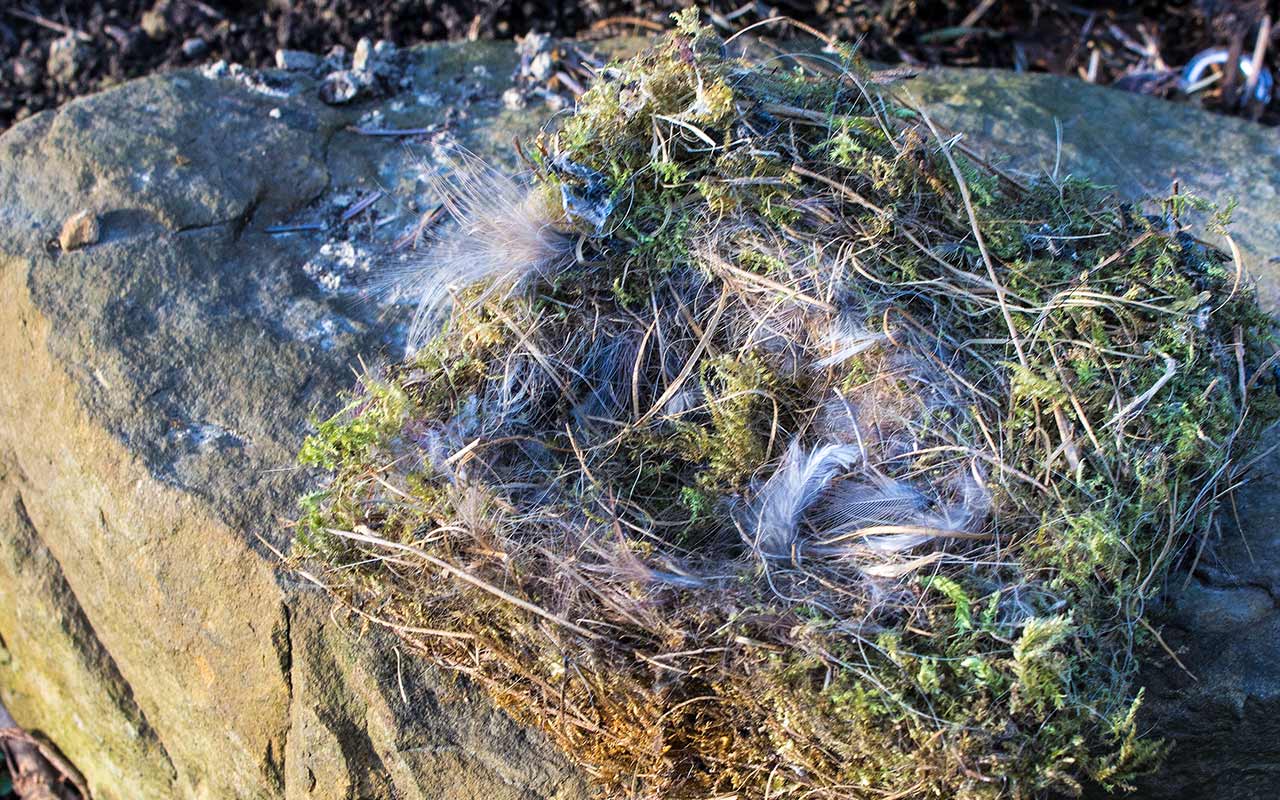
(805, 471), (992, 567)
(813, 319), (887, 369)
(924, 472), (991, 533)
(382, 150), (575, 352)
(749, 441), (862, 558)
(861, 551), (944, 578)
(807, 478), (928, 531)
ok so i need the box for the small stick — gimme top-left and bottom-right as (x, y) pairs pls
(1220, 25), (1247, 107)
(393, 647), (410, 705)
(631, 318), (658, 420)
(702, 250), (835, 312)
(6, 7), (92, 42)
(442, 437), (482, 466)
(915, 99), (1030, 371)
(1213, 232), (1245, 312)
(956, 0), (999, 47)
(1052, 405), (1083, 478)
(1137, 22), (1168, 70)
(1234, 325), (1247, 408)
(1244, 348), (1280, 394)
(1107, 22), (1151, 60)
(512, 135), (537, 172)
(762, 102), (832, 125)
(959, 0), (999, 29)
(792, 164), (887, 217)
(897, 443), (1052, 495)
(815, 524), (992, 547)
(392, 204), (444, 251)
(1084, 48), (1101, 83)
(349, 604), (475, 641)
(587, 15), (664, 33)
(486, 302), (577, 402)
(327, 525), (601, 639)
(348, 125), (437, 137)
(554, 70), (585, 97)
(340, 190), (384, 222)
(189, 1), (225, 19)
(0, 718), (91, 800)
(265, 222), (326, 234)
(1138, 616), (1198, 682)
(1104, 351), (1177, 428)
(631, 291), (729, 430)
(1241, 15), (1272, 112)
(724, 15), (840, 50)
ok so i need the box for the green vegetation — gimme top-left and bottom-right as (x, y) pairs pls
(292, 12), (1279, 799)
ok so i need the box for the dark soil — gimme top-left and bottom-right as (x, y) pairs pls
(1, 1), (1277, 130)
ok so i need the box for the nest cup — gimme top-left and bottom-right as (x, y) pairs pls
(294, 12), (1280, 799)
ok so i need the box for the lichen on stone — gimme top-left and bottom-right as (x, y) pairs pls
(292, 13), (1279, 799)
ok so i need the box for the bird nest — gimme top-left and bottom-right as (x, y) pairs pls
(293, 12), (1279, 799)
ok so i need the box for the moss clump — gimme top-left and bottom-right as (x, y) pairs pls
(292, 13), (1279, 800)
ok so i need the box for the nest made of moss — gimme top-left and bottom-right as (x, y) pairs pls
(292, 12), (1280, 799)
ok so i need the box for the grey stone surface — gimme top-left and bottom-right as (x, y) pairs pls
(0, 40), (582, 800)
(0, 47), (1276, 800)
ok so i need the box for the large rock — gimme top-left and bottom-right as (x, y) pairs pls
(0, 47), (1275, 799)
(0, 42), (583, 800)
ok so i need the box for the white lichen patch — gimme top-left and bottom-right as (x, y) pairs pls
(168, 421), (243, 451)
(200, 60), (296, 99)
(301, 240), (378, 294)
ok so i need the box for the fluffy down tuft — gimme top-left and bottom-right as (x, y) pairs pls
(391, 152), (575, 352)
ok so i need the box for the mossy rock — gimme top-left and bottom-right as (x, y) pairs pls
(0, 34), (1276, 800)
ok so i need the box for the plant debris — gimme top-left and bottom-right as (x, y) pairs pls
(0, 700), (86, 800)
(293, 13), (1279, 799)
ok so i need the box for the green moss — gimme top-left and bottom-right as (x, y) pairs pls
(297, 380), (409, 471)
(679, 352), (779, 494)
(1012, 615), (1074, 714)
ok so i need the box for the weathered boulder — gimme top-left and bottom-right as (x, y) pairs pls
(0, 45), (1275, 799)
(0, 42), (584, 800)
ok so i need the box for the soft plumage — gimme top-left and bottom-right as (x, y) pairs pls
(748, 442), (863, 558)
(392, 152), (575, 351)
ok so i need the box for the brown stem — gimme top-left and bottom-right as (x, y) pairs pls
(0, 702), (88, 799)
